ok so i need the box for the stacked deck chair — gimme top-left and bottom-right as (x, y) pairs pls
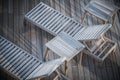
(24, 2), (117, 62)
(0, 35), (67, 80)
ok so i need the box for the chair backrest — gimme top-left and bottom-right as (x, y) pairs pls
(73, 24), (112, 41)
(0, 35), (65, 80)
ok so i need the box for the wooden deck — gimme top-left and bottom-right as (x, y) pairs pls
(0, 0), (120, 80)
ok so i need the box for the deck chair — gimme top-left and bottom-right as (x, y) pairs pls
(73, 24), (117, 62)
(24, 2), (84, 37)
(24, 2), (111, 41)
(0, 35), (66, 80)
(24, 2), (116, 62)
(45, 32), (85, 76)
(82, 0), (120, 26)
(82, 36), (117, 62)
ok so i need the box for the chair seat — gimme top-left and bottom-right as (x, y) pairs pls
(45, 32), (85, 61)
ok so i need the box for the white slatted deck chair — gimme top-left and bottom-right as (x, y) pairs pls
(24, 2), (116, 62)
(24, 2), (84, 37)
(24, 2), (112, 40)
(82, 0), (120, 26)
(45, 32), (85, 76)
(74, 24), (117, 62)
(0, 35), (67, 80)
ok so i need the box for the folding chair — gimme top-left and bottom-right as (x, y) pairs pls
(45, 32), (85, 76)
(0, 35), (66, 80)
(82, 0), (120, 26)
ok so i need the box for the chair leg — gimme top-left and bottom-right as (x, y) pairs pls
(55, 69), (71, 80)
(101, 36), (106, 41)
(44, 48), (49, 62)
(102, 20), (106, 24)
(54, 75), (59, 80)
(112, 14), (116, 27)
(81, 12), (87, 24)
(65, 61), (68, 76)
(113, 47), (117, 53)
(54, 70), (60, 80)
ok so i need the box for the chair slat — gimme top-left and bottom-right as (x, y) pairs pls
(35, 7), (49, 22)
(39, 10), (54, 24)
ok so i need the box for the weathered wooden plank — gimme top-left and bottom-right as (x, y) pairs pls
(2, 0), (8, 37)
(60, 0), (65, 15)
(108, 12), (120, 80)
(87, 57), (97, 80)
(7, 0), (14, 43)
(101, 67), (109, 80)
(8, 17), (14, 42)
(70, 0), (76, 19)
(13, 0), (19, 45)
(82, 55), (91, 80)
(64, 0), (71, 17)
(74, 0), (82, 22)
(0, 0), (3, 35)
(108, 23), (120, 79)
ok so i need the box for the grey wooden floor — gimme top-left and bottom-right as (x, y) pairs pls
(0, 0), (120, 80)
